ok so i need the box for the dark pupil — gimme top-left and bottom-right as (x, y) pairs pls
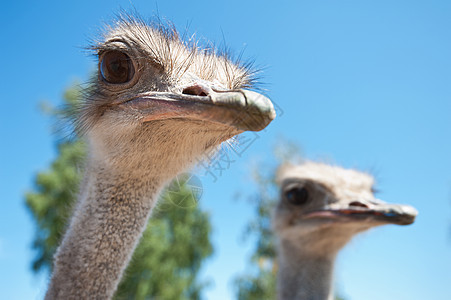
(100, 51), (134, 84)
(285, 187), (309, 205)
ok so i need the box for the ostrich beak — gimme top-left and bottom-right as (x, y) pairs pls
(121, 89), (276, 132)
(305, 199), (418, 225)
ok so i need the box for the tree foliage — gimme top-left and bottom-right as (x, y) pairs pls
(25, 84), (213, 300)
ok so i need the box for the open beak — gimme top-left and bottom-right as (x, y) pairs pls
(305, 199), (418, 226)
(120, 89), (276, 132)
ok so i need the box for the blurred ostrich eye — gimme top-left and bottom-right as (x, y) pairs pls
(285, 186), (309, 206)
(100, 51), (135, 84)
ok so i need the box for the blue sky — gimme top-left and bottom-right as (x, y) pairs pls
(1, 0), (450, 299)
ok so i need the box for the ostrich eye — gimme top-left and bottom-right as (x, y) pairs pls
(285, 187), (309, 206)
(100, 51), (135, 84)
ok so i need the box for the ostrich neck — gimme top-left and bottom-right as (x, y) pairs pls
(45, 160), (166, 300)
(277, 239), (336, 300)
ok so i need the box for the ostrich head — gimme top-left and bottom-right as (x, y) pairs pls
(77, 15), (275, 179)
(273, 162), (417, 257)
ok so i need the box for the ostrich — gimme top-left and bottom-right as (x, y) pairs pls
(45, 15), (275, 299)
(273, 162), (417, 300)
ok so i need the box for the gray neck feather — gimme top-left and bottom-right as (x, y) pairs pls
(44, 121), (235, 299)
(277, 239), (336, 300)
(45, 164), (164, 299)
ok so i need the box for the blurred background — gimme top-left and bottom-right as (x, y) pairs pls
(1, 0), (450, 299)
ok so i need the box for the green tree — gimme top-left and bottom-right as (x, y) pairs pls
(233, 143), (346, 300)
(25, 84), (213, 300)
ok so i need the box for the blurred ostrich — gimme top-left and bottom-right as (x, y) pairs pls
(273, 162), (417, 300)
(45, 15), (275, 299)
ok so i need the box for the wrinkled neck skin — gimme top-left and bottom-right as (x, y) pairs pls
(277, 238), (339, 300)
(45, 164), (163, 300)
(275, 218), (374, 300)
(45, 120), (238, 300)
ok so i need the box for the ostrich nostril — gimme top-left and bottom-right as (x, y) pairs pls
(182, 85), (209, 97)
(349, 201), (369, 209)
